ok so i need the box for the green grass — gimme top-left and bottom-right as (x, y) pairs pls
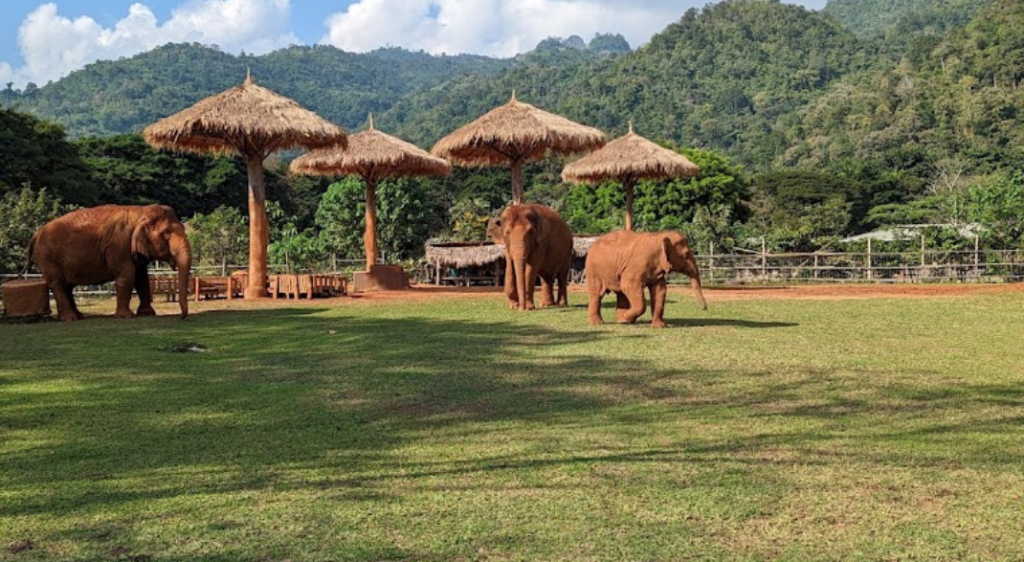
(2, 291), (1024, 561)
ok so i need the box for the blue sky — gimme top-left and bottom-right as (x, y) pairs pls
(0, 0), (829, 88)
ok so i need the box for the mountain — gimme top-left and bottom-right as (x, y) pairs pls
(388, 0), (877, 169)
(823, 0), (996, 39)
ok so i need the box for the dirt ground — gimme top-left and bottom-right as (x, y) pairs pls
(118, 281), (1024, 317)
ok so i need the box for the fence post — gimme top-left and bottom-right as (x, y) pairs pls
(761, 237), (767, 282)
(814, 253), (819, 280)
(974, 235), (980, 280)
(919, 235), (926, 282)
(867, 238), (873, 281)
(709, 241), (715, 283)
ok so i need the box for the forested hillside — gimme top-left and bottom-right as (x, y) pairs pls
(823, 0), (996, 39)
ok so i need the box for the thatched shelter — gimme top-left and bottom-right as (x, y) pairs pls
(562, 123), (699, 230)
(425, 236), (601, 286)
(144, 72), (347, 298)
(432, 93), (605, 204)
(291, 115), (451, 291)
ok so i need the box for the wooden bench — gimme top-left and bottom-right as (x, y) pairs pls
(150, 275), (182, 302)
(270, 274), (347, 299)
(193, 276), (242, 301)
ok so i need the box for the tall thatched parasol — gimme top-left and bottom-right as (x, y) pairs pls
(562, 122), (699, 230)
(432, 92), (605, 205)
(291, 114), (451, 274)
(143, 72), (347, 298)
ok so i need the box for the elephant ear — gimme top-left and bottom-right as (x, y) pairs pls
(658, 237), (674, 274)
(532, 212), (548, 244)
(131, 217), (153, 259)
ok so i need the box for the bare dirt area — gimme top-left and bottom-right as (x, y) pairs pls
(79, 282), (1023, 318)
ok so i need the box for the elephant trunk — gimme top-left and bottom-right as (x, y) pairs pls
(172, 235), (192, 318)
(512, 247), (528, 310)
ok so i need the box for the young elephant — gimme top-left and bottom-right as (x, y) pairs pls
(30, 204), (192, 321)
(585, 230), (706, 328)
(492, 204), (572, 310)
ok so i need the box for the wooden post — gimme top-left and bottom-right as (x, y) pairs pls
(511, 160), (525, 205)
(709, 240), (715, 283)
(761, 237), (767, 281)
(624, 180), (635, 231)
(814, 253), (820, 280)
(974, 235), (980, 279)
(435, 260), (442, 285)
(867, 238), (873, 281)
(919, 234), (926, 282)
(245, 153), (269, 299)
(364, 181), (378, 272)
(194, 277), (200, 303)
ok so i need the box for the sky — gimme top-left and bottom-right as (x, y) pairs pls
(0, 0), (830, 89)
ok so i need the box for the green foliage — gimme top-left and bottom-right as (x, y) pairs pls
(315, 177), (446, 262)
(823, 0), (995, 40)
(445, 198), (493, 241)
(186, 206), (248, 273)
(0, 105), (97, 206)
(969, 172), (1024, 248)
(0, 187), (69, 273)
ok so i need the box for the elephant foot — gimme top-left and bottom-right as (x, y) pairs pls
(589, 316), (604, 326)
(58, 311), (83, 322)
(113, 309), (136, 319)
(520, 301), (535, 311)
(540, 299), (555, 308)
(137, 306), (157, 316)
(506, 299), (519, 310)
(651, 319), (667, 329)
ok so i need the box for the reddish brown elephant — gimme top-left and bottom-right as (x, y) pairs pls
(30, 204), (191, 321)
(585, 230), (706, 328)
(492, 204), (572, 310)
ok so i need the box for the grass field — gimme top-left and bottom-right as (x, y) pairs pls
(2, 287), (1024, 561)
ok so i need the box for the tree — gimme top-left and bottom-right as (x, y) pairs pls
(0, 187), (69, 273)
(970, 172), (1024, 249)
(186, 206), (248, 274)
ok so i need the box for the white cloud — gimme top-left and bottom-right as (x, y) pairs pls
(4, 0), (298, 88)
(322, 0), (696, 57)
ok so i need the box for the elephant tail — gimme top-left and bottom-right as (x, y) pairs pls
(20, 232), (38, 278)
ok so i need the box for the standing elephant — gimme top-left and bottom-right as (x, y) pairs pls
(492, 204), (573, 310)
(30, 204), (192, 321)
(585, 230), (706, 328)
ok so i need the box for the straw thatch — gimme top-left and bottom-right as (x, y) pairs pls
(426, 242), (505, 268)
(290, 115), (450, 180)
(573, 236), (600, 258)
(143, 73), (347, 156)
(561, 124), (699, 184)
(432, 93), (605, 166)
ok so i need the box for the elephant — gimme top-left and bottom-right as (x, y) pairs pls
(492, 204), (573, 310)
(585, 229), (707, 328)
(29, 204), (192, 321)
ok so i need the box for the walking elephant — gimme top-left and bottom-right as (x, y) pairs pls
(30, 204), (192, 321)
(492, 204), (572, 310)
(585, 230), (706, 328)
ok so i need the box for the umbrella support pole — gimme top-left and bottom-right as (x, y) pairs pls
(511, 161), (525, 205)
(624, 181), (635, 231)
(245, 154), (270, 299)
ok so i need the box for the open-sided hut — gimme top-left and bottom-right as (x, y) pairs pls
(144, 72), (347, 298)
(432, 93), (605, 205)
(425, 242), (506, 286)
(562, 123), (699, 230)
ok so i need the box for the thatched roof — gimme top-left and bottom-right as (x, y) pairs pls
(290, 115), (450, 180)
(562, 123), (699, 184)
(432, 93), (605, 166)
(143, 73), (347, 156)
(426, 242), (505, 268)
(426, 235), (600, 268)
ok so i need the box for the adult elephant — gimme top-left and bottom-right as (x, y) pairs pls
(585, 230), (706, 328)
(492, 204), (572, 310)
(30, 204), (192, 321)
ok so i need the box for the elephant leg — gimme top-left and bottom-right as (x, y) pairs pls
(619, 282), (647, 324)
(503, 255), (518, 310)
(587, 280), (605, 325)
(615, 292), (630, 323)
(113, 266), (136, 319)
(650, 281), (668, 328)
(539, 274), (555, 307)
(556, 266), (569, 307)
(135, 264), (156, 316)
(49, 279), (81, 322)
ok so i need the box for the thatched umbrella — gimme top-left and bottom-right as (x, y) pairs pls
(291, 114), (451, 273)
(432, 92), (605, 205)
(562, 122), (699, 230)
(143, 72), (347, 298)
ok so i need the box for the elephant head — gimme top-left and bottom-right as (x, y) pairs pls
(658, 231), (707, 310)
(494, 205), (547, 309)
(132, 205), (191, 318)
